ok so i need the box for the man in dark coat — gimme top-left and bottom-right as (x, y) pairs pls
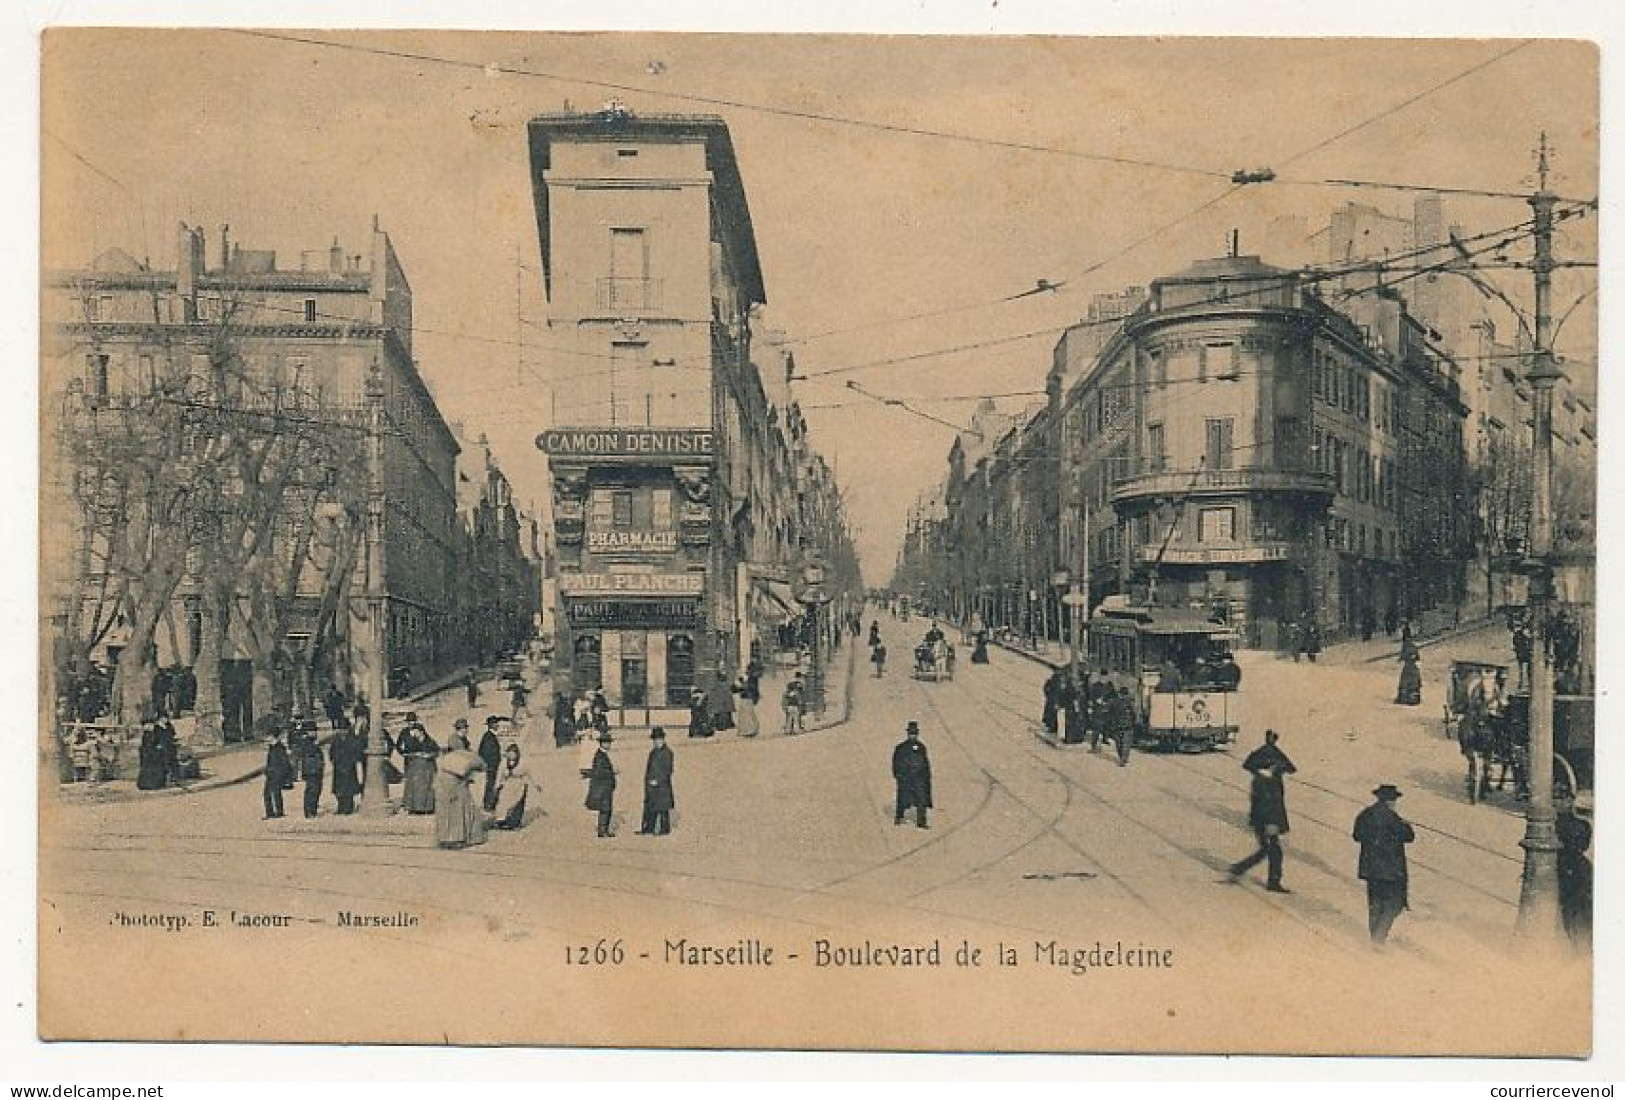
(330, 723), (364, 814)
(478, 716), (504, 812)
(1353, 784), (1415, 944)
(891, 721), (933, 829)
(1110, 687), (1137, 766)
(639, 727), (676, 836)
(301, 734), (326, 818)
(465, 669), (480, 708)
(584, 731), (617, 837)
(1229, 732), (1295, 892)
(1041, 670), (1062, 735)
(262, 730), (292, 820)
(323, 684), (347, 730)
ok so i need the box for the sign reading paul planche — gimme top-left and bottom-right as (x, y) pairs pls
(558, 572), (705, 597)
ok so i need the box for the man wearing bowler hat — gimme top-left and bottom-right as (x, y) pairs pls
(891, 721), (933, 829)
(1353, 784), (1416, 944)
(584, 730), (618, 838)
(639, 727), (676, 836)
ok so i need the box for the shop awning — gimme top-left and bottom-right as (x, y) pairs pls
(752, 578), (801, 624)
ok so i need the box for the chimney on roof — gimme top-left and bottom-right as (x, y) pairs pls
(330, 236), (343, 274)
(1228, 229), (1241, 258)
(219, 225), (230, 273)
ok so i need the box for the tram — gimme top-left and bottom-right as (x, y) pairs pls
(1086, 599), (1241, 752)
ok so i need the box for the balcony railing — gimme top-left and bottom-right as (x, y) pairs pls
(597, 277), (663, 313)
(1111, 466), (1334, 505)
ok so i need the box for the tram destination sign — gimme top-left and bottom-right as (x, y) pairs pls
(536, 427), (714, 459)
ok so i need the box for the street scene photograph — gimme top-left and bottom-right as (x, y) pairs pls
(34, 29), (1598, 1054)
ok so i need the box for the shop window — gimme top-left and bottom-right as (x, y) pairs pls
(573, 634), (602, 694)
(665, 634), (695, 706)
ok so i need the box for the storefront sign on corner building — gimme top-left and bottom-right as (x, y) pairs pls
(536, 428), (715, 459)
(567, 600), (704, 628)
(586, 530), (681, 554)
(558, 572), (705, 597)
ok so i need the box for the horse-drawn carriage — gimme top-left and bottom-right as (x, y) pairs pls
(911, 636), (955, 682)
(1445, 659), (1594, 807)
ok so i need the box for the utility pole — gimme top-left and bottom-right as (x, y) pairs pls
(360, 358), (392, 816)
(1516, 133), (1564, 943)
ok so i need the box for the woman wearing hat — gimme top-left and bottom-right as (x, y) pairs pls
(435, 733), (486, 850)
(1353, 784), (1415, 944)
(398, 718), (439, 815)
(584, 730), (618, 838)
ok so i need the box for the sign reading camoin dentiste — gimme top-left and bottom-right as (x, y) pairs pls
(537, 428), (715, 458)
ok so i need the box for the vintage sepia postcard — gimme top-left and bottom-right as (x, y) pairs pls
(37, 28), (1598, 1054)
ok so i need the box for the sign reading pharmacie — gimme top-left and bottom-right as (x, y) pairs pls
(536, 427), (714, 459)
(587, 529), (680, 555)
(567, 599), (704, 629)
(558, 571), (705, 597)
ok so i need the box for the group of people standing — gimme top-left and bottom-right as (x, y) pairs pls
(580, 727), (676, 839)
(1039, 669), (1138, 766)
(260, 700), (533, 847)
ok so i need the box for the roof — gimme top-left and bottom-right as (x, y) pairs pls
(526, 110), (766, 306)
(1158, 254), (1286, 284)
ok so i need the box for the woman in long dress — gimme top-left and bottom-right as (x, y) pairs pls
(490, 745), (532, 830)
(135, 721), (167, 790)
(434, 745), (485, 849)
(733, 679), (760, 738)
(399, 724), (439, 814)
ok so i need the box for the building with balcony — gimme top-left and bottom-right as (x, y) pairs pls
(529, 107), (861, 726)
(896, 249), (1474, 653)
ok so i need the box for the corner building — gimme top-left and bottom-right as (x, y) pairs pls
(528, 109), (767, 725)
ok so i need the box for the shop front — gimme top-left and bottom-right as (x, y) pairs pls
(558, 571), (709, 727)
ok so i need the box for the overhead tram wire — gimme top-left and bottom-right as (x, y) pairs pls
(791, 207), (1579, 385)
(783, 40), (1544, 350)
(229, 30), (1231, 182)
(809, 220), (1592, 438)
(231, 30), (1553, 361)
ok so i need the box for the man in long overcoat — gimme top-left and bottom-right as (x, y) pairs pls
(1041, 669), (1062, 735)
(1229, 733), (1295, 892)
(478, 716), (505, 812)
(639, 727), (676, 836)
(891, 721), (933, 829)
(1353, 784), (1415, 944)
(330, 723), (364, 814)
(584, 731), (617, 838)
(262, 730), (292, 820)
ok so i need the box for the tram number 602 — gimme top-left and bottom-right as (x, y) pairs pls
(566, 939), (627, 966)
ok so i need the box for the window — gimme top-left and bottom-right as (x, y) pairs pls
(1312, 427), (1324, 472)
(665, 635), (695, 707)
(1204, 417), (1234, 470)
(1152, 349), (1168, 388)
(612, 490), (634, 528)
(617, 148), (639, 158)
(1275, 416), (1301, 466)
(652, 488), (673, 529)
(303, 298), (317, 323)
(1146, 423), (1165, 471)
(611, 228), (648, 280)
(591, 488), (615, 529)
(87, 354), (109, 399)
(1312, 348), (1324, 400)
(1199, 507), (1235, 543)
(1328, 357), (1340, 407)
(573, 635), (603, 694)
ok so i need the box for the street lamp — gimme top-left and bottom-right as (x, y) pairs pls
(1513, 152), (1564, 945)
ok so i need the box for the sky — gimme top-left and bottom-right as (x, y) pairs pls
(39, 29), (1599, 582)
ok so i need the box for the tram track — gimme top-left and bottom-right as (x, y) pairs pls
(972, 665), (1521, 911)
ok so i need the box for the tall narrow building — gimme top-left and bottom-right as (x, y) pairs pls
(528, 107), (767, 726)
